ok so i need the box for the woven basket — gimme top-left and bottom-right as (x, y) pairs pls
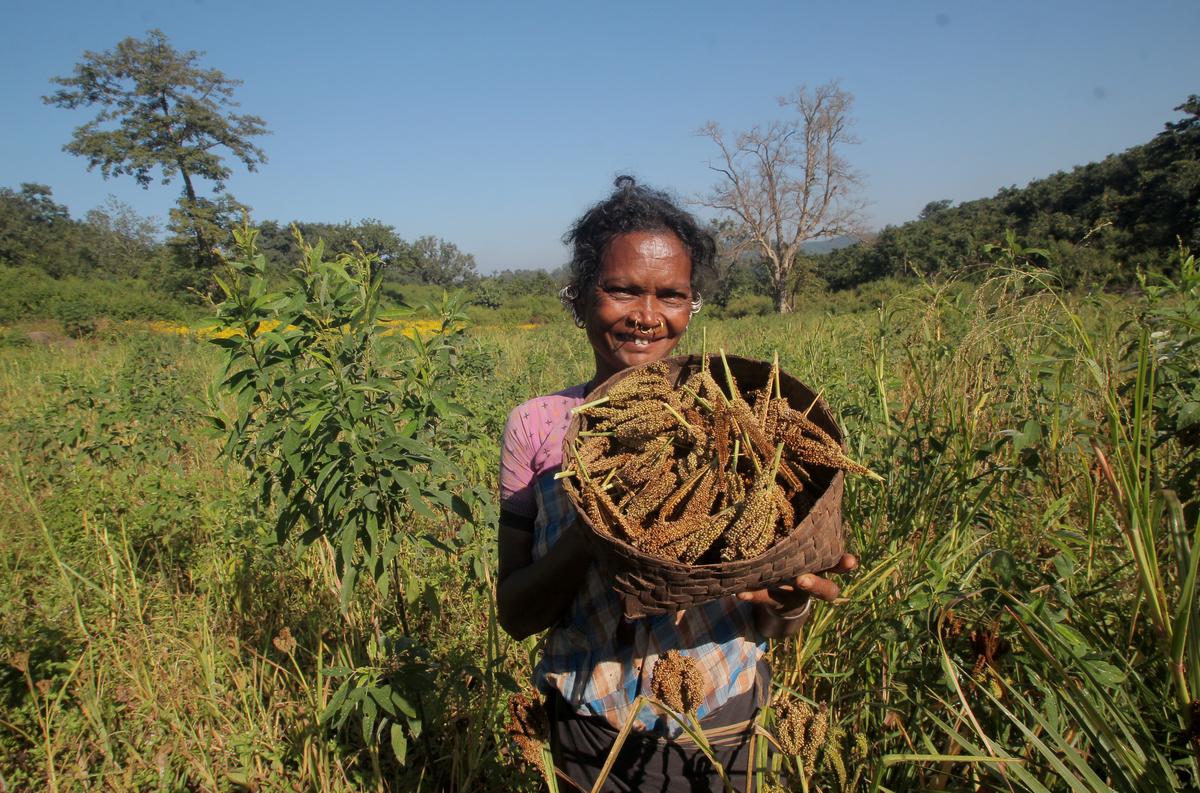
(561, 354), (845, 618)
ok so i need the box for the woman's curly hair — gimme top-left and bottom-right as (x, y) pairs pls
(560, 176), (715, 325)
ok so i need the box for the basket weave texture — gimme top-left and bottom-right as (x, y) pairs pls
(561, 354), (845, 618)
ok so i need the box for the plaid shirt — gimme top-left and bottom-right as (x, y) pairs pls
(529, 470), (765, 736)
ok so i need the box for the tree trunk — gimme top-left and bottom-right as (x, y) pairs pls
(767, 250), (794, 314)
(773, 284), (793, 313)
(176, 165), (222, 298)
(161, 91), (213, 267)
(177, 166), (210, 255)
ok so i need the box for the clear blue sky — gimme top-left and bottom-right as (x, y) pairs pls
(2, 0), (1195, 272)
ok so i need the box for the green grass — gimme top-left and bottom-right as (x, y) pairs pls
(1, 267), (1197, 791)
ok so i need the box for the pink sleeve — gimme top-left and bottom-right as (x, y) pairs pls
(499, 404), (538, 518)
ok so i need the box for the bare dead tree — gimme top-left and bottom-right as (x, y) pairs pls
(697, 82), (865, 313)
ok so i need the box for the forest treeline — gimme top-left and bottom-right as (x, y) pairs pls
(815, 96), (1199, 290)
(0, 185), (489, 289)
(0, 188), (563, 325)
(1, 96), (1196, 327)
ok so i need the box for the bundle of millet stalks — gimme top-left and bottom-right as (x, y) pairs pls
(562, 353), (879, 565)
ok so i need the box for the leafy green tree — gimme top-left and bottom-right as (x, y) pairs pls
(409, 236), (478, 287)
(1141, 95), (1200, 253)
(485, 268), (557, 297)
(0, 183), (84, 276)
(919, 199), (954, 220)
(82, 196), (164, 279)
(321, 219), (411, 275)
(255, 219), (411, 281)
(44, 29), (268, 283)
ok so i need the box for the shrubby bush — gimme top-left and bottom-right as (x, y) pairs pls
(818, 277), (937, 314)
(714, 293), (773, 318)
(0, 266), (192, 324)
(465, 293), (564, 326)
(58, 298), (97, 339)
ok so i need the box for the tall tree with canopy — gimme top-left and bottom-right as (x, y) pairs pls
(44, 29), (268, 286)
(698, 82), (864, 312)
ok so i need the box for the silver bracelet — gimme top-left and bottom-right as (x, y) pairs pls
(776, 596), (813, 621)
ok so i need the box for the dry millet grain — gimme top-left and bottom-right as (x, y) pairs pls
(650, 650), (706, 714)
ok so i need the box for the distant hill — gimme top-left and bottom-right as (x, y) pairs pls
(801, 236), (858, 255)
(817, 96), (1200, 290)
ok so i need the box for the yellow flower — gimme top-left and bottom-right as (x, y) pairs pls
(142, 316), (444, 340)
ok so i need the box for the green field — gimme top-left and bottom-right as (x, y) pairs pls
(2, 257), (1198, 791)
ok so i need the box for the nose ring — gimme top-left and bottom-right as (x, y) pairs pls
(634, 319), (663, 336)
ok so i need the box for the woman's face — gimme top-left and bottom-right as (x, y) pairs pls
(581, 230), (694, 384)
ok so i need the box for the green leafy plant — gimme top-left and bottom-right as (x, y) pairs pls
(208, 222), (486, 764)
(209, 223), (467, 603)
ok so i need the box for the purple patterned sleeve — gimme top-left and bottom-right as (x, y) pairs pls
(500, 404), (538, 518)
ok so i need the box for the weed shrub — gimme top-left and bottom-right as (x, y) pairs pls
(207, 225), (517, 784)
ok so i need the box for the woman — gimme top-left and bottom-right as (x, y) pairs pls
(497, 176), (855, 792)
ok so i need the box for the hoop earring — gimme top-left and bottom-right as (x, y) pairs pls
(690, 291), (703, 317)
(559, 283), (585, 328)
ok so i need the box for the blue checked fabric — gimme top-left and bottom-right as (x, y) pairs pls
(531, 470), (766, 736)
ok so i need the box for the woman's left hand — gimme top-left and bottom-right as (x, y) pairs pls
(736, 552), (858, 610)
(737, 554), (858, 637)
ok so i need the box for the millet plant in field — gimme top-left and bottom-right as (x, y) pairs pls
(1, 233), (1196, 791)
